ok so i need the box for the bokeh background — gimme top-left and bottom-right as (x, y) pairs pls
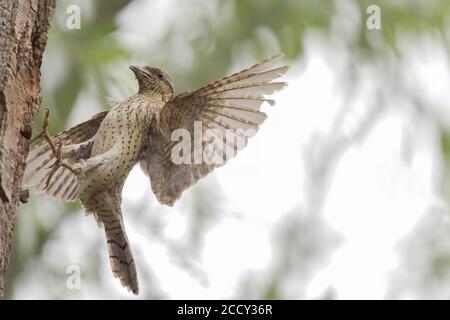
(6, 0), (450, 299)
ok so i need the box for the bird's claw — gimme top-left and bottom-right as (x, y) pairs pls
(44, 142), (82, 189)
(31, 109), (82, 189)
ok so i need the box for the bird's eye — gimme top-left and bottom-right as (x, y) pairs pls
(157, 72), (164, 80)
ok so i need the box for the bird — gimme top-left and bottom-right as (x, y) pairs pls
(22, 54), (289, 295)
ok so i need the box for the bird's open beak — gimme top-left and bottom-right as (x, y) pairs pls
(129, 65), (145, 76)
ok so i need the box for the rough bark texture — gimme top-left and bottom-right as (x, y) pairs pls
(0, 0), (55, 299)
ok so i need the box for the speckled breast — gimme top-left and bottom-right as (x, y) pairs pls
(79, 97), (156, 199)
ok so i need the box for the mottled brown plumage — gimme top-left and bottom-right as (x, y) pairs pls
(23, 54), (288, 294)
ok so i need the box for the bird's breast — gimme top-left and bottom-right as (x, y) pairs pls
(95, 98), (156, 149)
(86, 99), (156, 190)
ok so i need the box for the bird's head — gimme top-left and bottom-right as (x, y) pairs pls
(129, 65), (175, 98)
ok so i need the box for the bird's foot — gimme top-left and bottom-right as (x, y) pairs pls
(45, 142), (83, 189)
(30, 108), (52, 145)
(31, 109), (82, 189)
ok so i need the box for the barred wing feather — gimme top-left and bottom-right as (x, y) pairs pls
(23, 111), (108, 202)
(142, 54), (288, 206)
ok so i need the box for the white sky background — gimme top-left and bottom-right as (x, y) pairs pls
(13, 0), (450, 299)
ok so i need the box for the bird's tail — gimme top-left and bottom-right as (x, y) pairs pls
(97, 208), (139, 295)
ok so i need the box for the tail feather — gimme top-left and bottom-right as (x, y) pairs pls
(96, 208), (139, 295)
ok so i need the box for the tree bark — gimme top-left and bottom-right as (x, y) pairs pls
(0, 0), (55, 299)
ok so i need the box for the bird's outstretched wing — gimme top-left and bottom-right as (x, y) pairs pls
(141, 54), (288, 206)
(23, 111), (108, 202)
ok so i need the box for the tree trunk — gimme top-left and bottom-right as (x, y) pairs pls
(0, 0), (55, 299)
